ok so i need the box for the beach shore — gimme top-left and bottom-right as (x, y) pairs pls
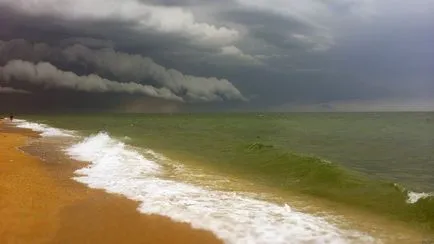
(0, 121), (222, 244)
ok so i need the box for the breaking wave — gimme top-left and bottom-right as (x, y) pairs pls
(13, 119), (75, 137)
(65, 132), (374, 244)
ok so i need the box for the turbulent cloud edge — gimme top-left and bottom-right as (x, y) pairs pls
(0, 86), (31, 94)
(0, 60), (184, 102)
(1, 0), (239, 47)
(220, 46), (261, 64)
(0, 39), (246, 102)
(63, 44), (247, 102)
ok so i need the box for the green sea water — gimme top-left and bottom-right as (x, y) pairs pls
(22, 112), (434, 232)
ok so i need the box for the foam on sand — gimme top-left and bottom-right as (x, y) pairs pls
(66, 132), (375, 244)
(13, 119), (75, 137)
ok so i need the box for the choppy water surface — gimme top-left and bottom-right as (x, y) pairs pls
(14, 112), (434, 243)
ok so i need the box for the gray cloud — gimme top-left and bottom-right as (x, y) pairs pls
(219, 45), (261, 64)
(0, 0), (433, 111)
(0, 39), (56, 64)
(1, 0), (239, 48)
(0, 39), (246, 102)
(0, 60), (183, 101)
(62, 44), (246, 102)
(59, 37), (115, 49)
(0, 86), (31, 94)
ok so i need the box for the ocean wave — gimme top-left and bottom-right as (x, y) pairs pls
(393, 183), (434, 204)
(65, 131), (375, 244)
(407, 191), (434, 204)
(13, 119), (75, 137)
(10, 119), (434, 238)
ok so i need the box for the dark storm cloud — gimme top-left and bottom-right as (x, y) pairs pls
(219, 8), (333, 53)
(0, 60), (183, 101)
(59, 37), (115, 49)
(1, 0), (240, 47)
(0, 39), (245, 102)
(0, 0), (433, 112)
(139, 0), (233, 7)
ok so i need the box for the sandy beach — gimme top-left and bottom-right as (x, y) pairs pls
(0, 121), (222, 244)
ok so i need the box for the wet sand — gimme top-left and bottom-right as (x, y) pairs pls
(0, 121), (222, 244)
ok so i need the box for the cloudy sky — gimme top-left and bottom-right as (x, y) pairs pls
(0, 0), (433, 112)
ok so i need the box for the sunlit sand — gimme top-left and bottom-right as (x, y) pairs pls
(0, 121), (222, 244)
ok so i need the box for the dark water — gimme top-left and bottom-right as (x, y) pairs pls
(22, 112), (434, 231)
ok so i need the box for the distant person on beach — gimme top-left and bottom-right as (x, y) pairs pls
(9, 114), (14, 121)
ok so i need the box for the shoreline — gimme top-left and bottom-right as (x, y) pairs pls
(3, 118), (433, 243)
(154, 149), (434, 243)
(0, 121), (222, 244)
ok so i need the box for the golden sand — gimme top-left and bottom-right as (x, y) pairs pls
(0, 121), (222, 244)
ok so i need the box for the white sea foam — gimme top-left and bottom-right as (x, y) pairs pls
(13, 119), (75, 137)
(66, 132), (375, 244)
(407, 191), (433, 204)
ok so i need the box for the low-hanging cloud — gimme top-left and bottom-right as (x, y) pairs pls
(62, 44), (246, 102)
(0, 39), (246, 102)
(0, 60), (183, 101)
(0, 86), (31, 94)
(220, 45), (260, 64)
(2, 1), (432, 112)
(59, 37), (115, 49)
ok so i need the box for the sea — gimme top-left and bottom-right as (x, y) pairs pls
(11, 112), (434, 243)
